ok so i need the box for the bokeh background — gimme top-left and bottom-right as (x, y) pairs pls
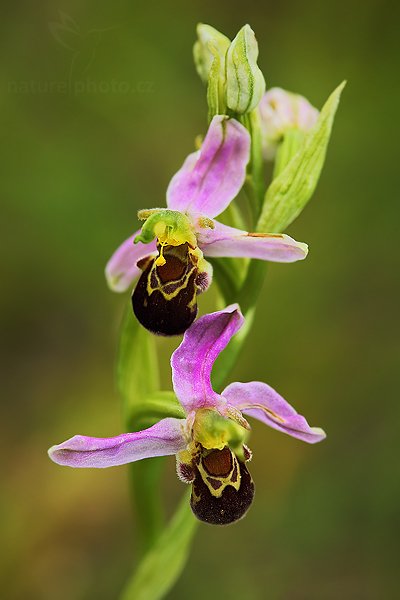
(1, 1), (399, 598)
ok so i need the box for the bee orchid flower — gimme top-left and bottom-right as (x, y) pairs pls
(106, 116), (309, 335)
(49, 305), (326, 525)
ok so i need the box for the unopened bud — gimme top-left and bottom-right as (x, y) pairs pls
(226, 25), (266, 114)
(193, 23), (230, 85)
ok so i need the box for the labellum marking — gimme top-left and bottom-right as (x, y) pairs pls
(202, 446), (233, 478)
(190, 445), (255, 525)
(206, 477), (223, 490)
(132, 243), (200, 336)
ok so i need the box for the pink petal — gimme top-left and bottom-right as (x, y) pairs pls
(48, 418), (187, 468)
(195, 219), (308, 262)
(105, 230), (157, 292)
(167, 116), (250, 218)
(222, 381), (326, 444)
(171, 305), (244, 413)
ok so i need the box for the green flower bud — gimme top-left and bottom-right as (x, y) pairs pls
(194, 24), (230, 119)
(193, 23), (230, 85)
(226, 24), (266, 115)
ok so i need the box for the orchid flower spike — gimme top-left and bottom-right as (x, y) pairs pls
(49, 305), (326, 526)
(106, 116), (309, 336)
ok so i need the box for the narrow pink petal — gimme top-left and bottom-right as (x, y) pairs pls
(105, 230), (157, 292)
(171, 305), (244, 413)
(167, 116), (250, 218)
(196, 219), (308, 262)
(48, 418), (187, 468)
(222, 381), (326, 444)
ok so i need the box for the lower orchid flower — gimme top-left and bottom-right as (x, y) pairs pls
(48, 305), (326, 525)
(105, 115), (309, 336)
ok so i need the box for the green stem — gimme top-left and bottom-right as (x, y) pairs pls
(212, 155), (267, 391)
(236, 260), (266, 313)
(119, 103), (271, 598)
(241, 110), (265, 226)
(129, 459), (166, 554)
(120, 490), (197, 600)
(208, 257), (240, 303)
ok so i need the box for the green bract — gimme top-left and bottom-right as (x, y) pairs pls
(193, 23), (230, 85)
(273, 128), (307, 179)
(194, 24), (230, 118)
(258, 81), (346, 233)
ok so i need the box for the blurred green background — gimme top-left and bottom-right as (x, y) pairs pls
(1, 1), (399, 598)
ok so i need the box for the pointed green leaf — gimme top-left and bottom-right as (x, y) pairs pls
(272, 128), (306, 179)
(258, 81), (346, 233)
(120, 490), (198, 600)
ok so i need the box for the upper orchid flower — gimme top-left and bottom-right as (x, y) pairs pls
(49, 305), (326, 525)
(106, 115), (309, 336)
(259, 88), (319, 159)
